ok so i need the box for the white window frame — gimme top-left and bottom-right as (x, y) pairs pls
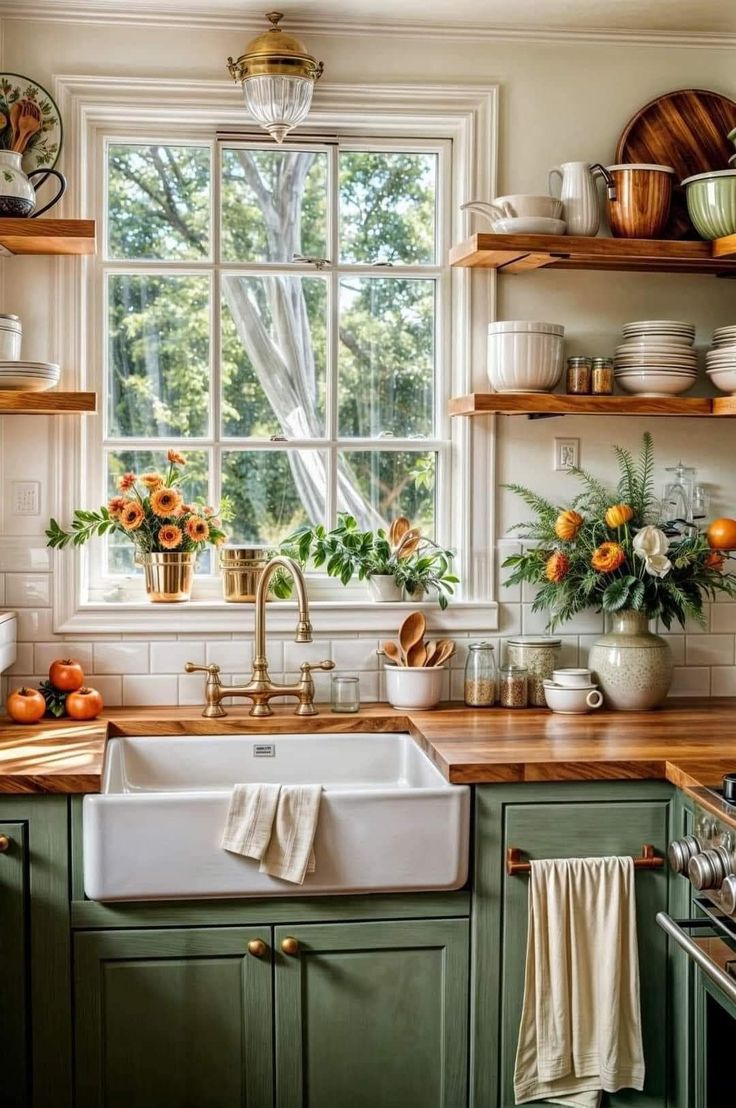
(52, 76), (498, 634)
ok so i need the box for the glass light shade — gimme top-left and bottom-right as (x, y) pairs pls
(242, 74), (315, 144)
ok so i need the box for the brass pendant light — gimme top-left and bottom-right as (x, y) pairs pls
(227, 11), (324, 143)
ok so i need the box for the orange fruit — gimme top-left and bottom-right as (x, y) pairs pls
(707, 518), (736, 550)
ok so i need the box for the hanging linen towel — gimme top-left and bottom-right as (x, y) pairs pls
(221, 783), (281, 859)
(514, 855), (645, 1107)
(260, 784), (322, 885)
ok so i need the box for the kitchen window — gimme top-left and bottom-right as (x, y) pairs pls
(95, 135), (452, 593)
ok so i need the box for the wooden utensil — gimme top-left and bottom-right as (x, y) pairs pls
(396, 528), (421, 559)
(406, 641), (428, 668)
(615, 88), (736, 239)
(431, 639), (456, 667)
(8, 100), (22, 151)
(381, 641), (403, 666)
(12, 99), (41, 155)
(388, 516), (411, 548)
(424, 641), (438, 667)
(398, 611), (426, 664)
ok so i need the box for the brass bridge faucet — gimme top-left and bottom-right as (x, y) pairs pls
(185, 555), (334, 718)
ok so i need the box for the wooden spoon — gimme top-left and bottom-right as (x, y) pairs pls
(389, 516), (411, 548)
(381, 640), (403, 667)
(396, 529), (421, 559)
(12, 100), (41, 154)
(398, 611), (426, 664)
(406, 641), (428, 667)
(8, 101), (22, 151)
(424, 641), (438, 667)
(431, 639), (456, 667)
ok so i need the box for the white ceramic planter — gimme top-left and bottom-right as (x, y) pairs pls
(487, 321), (565, 392)
(367, 574), (403, 602)
(385, 665), (445, 711)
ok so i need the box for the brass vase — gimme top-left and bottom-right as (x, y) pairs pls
(219, 546), (272, 602)
(139, 552), (196, 603)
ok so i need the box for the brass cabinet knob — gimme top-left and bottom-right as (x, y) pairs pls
(247, 939), (268, 958)
(281, 936), (300, 956)
(0, 835), (10, 854)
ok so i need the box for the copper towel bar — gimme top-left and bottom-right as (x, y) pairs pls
(506, 844), (664, 876)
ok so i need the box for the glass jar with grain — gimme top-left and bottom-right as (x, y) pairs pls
(591, 357), (614, 395)
(566, 356), (592, 394)
(464, 641), (497, 707)
(505, 636), (562, 706)
(499, 665), (528, 708)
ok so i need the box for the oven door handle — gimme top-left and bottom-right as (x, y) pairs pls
(656, 911), (736, 1006)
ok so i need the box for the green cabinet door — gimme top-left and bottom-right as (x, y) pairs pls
(472, 782), (672, 1108)
(0, 820), (30, 1107)
(75, 926), (274, 1108)
(274, 918), (469, 1108)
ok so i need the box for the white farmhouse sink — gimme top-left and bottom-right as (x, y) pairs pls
(83, 733), (469, 901)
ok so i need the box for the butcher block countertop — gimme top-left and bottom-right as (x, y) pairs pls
(0, 698), (735, 794)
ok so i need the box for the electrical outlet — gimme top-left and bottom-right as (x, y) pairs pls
(11, 480), (40, 515)
(554, 438), (579, 472)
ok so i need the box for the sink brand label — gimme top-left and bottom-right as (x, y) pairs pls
(253, 743), (276, 757)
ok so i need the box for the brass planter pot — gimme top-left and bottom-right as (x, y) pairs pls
(139, 552), (196, 603)
(220, 547), (272, 603)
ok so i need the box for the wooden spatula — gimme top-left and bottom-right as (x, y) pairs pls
(381, 641), (403, 666)
(398, 611), (426, 664)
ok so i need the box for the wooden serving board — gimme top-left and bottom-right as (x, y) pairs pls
(615, 88), (736, 239)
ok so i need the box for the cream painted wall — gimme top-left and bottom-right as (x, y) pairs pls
(1, 17), (736, 701)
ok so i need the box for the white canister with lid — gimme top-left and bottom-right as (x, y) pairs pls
(0, 314), (21, 361)
(487, 320), (564, 393)
(505, 636), (562, 706)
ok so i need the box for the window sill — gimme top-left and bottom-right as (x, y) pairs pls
(56, 599), (498, 635)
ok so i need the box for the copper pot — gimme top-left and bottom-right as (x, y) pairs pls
(219, 546), (272, 603)
(607, 163), (675, 238)
(139, 552), (196, 603)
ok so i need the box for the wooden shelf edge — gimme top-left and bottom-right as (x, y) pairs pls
(712, 234), (736, 259)
(449, 393), (736, 418)
(0, 219), (96, 256)
(0, 391), (97, 413)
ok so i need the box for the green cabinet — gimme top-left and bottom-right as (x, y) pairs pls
(74, 926), (274, 1108)
(75, 918), (469, 1108)
(274, 919), (469, 1108)
(0, 797), (71, 1108)
(472, 781), (674, 1108)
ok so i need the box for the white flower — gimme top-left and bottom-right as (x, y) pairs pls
(633, 527), (672, 578)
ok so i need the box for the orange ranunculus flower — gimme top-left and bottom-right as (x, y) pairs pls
(107, 496), (126, 518)
(186, 516), (210, 542)
(150, 487), (183, 517)
(545, 552), (570, 583)
(117, 471), (136, 492)
(167, 449), (186, 466)
(158, 524), (183, 550)
(706, 550), (726, 571)
(140, 471), (164, 491)
(554, 509), (583, 541)
(120, 501), (145, 531)
(592, 541), (626, 573)
(605, 503), (634, 528)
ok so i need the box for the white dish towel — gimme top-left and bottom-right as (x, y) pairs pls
(221, 783), (322, 885)
(514, 855), (645, 1107)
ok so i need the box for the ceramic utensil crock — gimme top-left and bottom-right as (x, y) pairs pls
(0, 150), (66, 217)
(606, 164), (674, 238)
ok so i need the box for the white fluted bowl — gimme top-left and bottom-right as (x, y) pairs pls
(487, 322), (565, 393)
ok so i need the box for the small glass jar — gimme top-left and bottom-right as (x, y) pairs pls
(591, 357), (614, 395)
(566, 356), (592, 395)
(464, 641), (497, 707)
(499, 665), (528, 708)
(331, 675), (360, 714)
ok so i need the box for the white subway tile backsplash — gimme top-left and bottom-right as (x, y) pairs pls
(15, 608), (53, 642)
(34, 641), (94, 674)
(685, 635), (734, 667)
(122, 674), (178, 706)
(94, 642), (149, 675)
(150, 640), (204, 674)
(6, 642), (33, 675)
(5, 573), (51, 607)
(206, 639), (253, 673)
(711, 667), (736, 697)
(660, 635), (686, 667)
(670, 667), (711, 697)
(86, 675), (122, 707)
(283, 639), (332, 671)
(710, 605), (736, 634)
(329, 638), (380, 672)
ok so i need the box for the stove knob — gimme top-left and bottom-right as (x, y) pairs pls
(723, 774), (736, 804)
(721, 875), (736, 915)
(668, 835), (701, 875)
(689, 846), (734, 891)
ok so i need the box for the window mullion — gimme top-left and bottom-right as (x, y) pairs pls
(326, 142), (340, 526)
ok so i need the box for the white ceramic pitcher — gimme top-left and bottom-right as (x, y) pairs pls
(548, 162), (615, 236)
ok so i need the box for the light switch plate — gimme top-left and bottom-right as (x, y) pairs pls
(554, 438), (580, 471)
(11, 480), (41, 515)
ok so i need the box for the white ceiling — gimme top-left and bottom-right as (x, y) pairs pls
(4, 0), (736, 36)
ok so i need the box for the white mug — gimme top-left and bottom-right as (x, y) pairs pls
(543, 681), (604, 714)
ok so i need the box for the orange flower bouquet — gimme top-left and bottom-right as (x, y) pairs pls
(46, 450), (230, 556)
(503, 434), (736, 631)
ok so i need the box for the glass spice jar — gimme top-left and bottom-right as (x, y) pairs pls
(464, 641), (497, 707)
(331, 675), (360, 713)
(499, 665), (528, 708)
(591, 356), (614, 395)
(566, 356), (592, 395)
(506, 636), (562, 706)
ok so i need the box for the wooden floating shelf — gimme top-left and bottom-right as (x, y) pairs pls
(450, 233), (736, 276)
(0, 391), (97, 414)
(450, 393), (736, 418)
(0, 219), (96, 256)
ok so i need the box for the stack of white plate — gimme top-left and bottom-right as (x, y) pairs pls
(614, 320), (697, 397)
(706, 325), (736, 395)
(0, 360), (60, 391)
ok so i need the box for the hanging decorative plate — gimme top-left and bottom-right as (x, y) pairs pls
(0, 72), (62, 173)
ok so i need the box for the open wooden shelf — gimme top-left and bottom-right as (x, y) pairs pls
(450, 233), (736, 276)
(0, 391), (97, 414)
(450, 393), (736, 418)
(0, 219), (96, 256)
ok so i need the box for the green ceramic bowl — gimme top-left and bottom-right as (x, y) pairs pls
(682, 170), (736, 239)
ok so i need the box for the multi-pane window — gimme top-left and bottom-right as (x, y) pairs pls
(100, 136), (450, 581)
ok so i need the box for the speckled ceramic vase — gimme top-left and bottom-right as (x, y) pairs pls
(588, 609), (673, 711)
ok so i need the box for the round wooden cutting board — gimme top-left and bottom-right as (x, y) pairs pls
(615, 88), (736, 238)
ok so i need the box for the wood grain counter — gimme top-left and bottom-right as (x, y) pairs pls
(0, 698), (734, 794)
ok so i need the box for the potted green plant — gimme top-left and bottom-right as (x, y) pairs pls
(279, 514), (459, 609)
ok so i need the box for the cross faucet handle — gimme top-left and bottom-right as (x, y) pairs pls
(184, 662), (221, 678)
(299, 660), (336, 675)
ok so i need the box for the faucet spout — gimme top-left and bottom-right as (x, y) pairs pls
(254, 556), (312, 662)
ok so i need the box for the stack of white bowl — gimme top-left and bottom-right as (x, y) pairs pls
(614, 320), (697, 397)
(706, 326), (736, 396)
(487, 320), (565, 393)
(0, 314), (60, 391)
